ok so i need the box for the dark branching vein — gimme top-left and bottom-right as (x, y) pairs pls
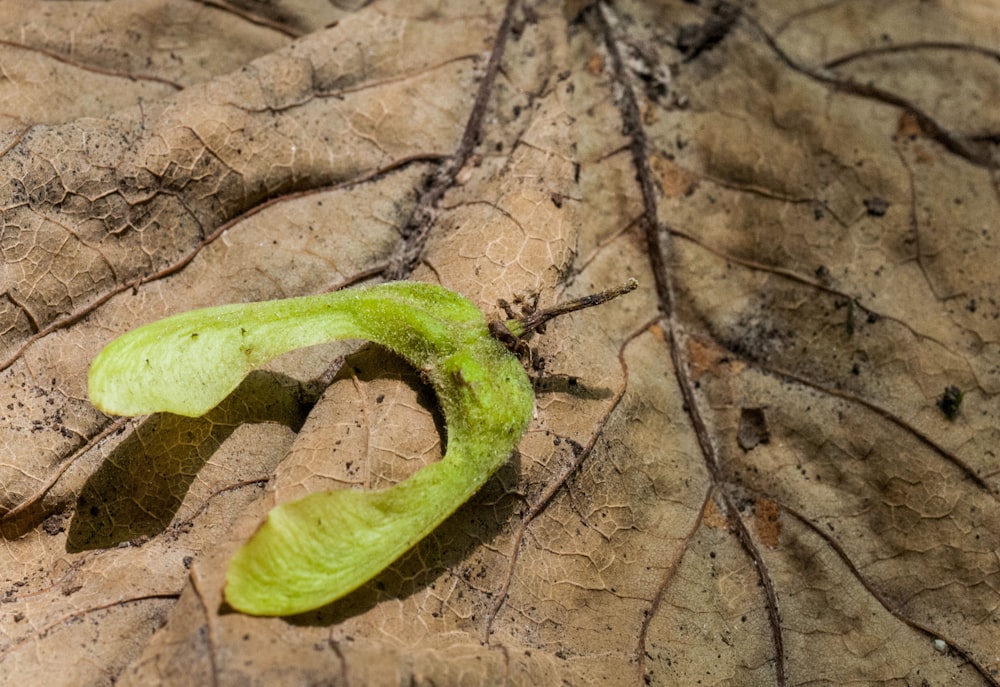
(0, 126), (30, 158)
(597, 3), (789, 683)
(894, 145), (981, 305)
(636, 487), (713, 683)
(595, 8), (671, 318)
(3, 290), (40, 335)
(773, 499), (1000, 687)
(0, 39), (185, 91)
(0, 417), (130, 529)
(756, 360), (994, 496)
(744, 15), (998, 169)
(327, 639), (350, 686)
(687, 172), (853, 228)
(483, 318), (651, 639)
(669, 227), (963, 356)
(173, 478), (270, 534)
(385, 0), (519, 280)
(823, 41), (1000, 70)
(188, 563), (221, 687)
(0, 593), (181, 659)
(0, 281), (123, 373)
(235, 55), (484, 115)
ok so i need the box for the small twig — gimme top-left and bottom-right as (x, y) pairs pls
(501, 279), (638, 340)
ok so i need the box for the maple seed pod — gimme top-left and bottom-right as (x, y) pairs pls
(88, 282), (534, 616)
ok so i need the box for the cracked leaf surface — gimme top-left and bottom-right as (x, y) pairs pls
(2, 1), (998, 685)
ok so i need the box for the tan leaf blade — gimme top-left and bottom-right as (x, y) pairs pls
(1, 1), (998, 686)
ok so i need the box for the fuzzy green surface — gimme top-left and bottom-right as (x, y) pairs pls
(88, 282), (534, 616)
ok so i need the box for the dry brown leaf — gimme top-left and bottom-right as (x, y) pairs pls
(2, 1), (999, 685)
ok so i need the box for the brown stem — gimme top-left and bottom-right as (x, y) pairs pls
(500, 279), (638, 340)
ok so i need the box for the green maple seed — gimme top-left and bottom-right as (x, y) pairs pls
(88, 281), (534, 616)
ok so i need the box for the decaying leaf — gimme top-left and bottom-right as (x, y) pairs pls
(1, 1), (998, 685)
